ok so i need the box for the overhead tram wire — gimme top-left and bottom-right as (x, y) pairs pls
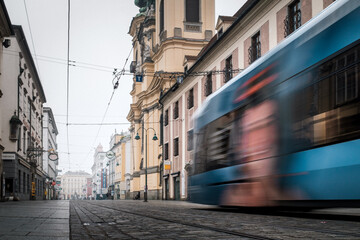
(23, 0), (41, 77)
(80, 47), (133, 166)
(4, 49), (243, 78)
(66, 0), (71, 169)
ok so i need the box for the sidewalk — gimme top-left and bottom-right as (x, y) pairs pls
(0, 200), (69, 240)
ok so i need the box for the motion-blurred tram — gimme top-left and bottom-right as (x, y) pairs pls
(189, 0), (360, 208)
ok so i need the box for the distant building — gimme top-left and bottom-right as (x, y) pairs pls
(91, 144), (107, 199)
(1, 25), (47, 200)
(59, 171), (91, 200)
(112, 132), (131, 200)
(108, 132), (123, 200)
(42, 107), (59, 199)
(0, 0), (13, 201)
(85, 177), (92, 199)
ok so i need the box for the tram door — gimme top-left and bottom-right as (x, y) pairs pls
(174, 176), (180, 200)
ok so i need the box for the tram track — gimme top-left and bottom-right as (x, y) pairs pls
(79, 201), (360, 239)
(82, 201), (276, 240)
(70, 201), (137, 240)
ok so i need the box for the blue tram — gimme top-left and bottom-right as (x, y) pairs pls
(189, 0), (360, 207)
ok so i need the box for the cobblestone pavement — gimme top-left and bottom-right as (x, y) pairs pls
(70, 200), (360, 240)
(0, 200), (69, 240)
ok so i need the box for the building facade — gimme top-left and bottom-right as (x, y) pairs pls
(91, 144), (107, 199)
(107, 132), (123, 199)
(85, 177), (92, 199)
(0, 0), (14, 201)
(127, 0), (215, 200)
(1, 25), (47, 200)
(160, 0), (337, 200)
(42, 107), (58, 200)
(59, 171), (91, 200)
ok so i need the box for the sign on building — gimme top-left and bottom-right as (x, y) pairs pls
(164, 160), (171, 170)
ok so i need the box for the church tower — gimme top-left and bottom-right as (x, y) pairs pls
(127, 0), (215, 200)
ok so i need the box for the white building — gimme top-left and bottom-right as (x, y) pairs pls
(1, 25), (47, 200)
(91, 144), (107, 199)
(0, 0), (13, 201)
(42, 107), (58, 199)
(59, 171), (91, 200)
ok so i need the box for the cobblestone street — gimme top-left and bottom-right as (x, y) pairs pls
(1, 200), (360, 239)
(69, 200), (360, 240)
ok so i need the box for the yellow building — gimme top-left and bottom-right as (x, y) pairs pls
(127, 0), (215, 200)
(113, 133), (131, 200)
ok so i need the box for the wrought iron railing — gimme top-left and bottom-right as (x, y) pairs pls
(284, 10), (301, 38)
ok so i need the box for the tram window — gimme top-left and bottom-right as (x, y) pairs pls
(336, 66), (358, 105)
(288, 44), (360, 152)
(205, 112), (235, 171)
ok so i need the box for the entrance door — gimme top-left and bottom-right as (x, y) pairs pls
(174, 176), (180, 200)
(5, 178), (13, 197)
(165, 178), (169, 200)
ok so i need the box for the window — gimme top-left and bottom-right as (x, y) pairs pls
(23, 172), (26, 194)
(165, 109), (169, 126)
(164, 143), (169, 160)
(27, 99), (31, 123)
(185, 0), (200, 23)
(23, 90), (27, 117)
(173, 138), (179, 156)
(187, 130), (194, 151)
(336, 53), (358, 105)
(160, 0), (164, 33)
(173, 101), (179, 119)
(23, 128), (27, 153)
(188, 88), (194, 109)
(224, 56), (233, 83)
(288, 43), (360, 152)
(285, 0), (301, 37)
(205, 72), (212, 96)
(17, 127), (22, 152)
(19, 170), (21, 193)
(249, 31), (261, 64)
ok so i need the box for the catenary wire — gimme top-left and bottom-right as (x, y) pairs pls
(23, 0), (41, 78)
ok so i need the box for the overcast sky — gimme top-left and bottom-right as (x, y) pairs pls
(4, 0), (246, 174)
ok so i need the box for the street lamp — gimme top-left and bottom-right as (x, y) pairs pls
(134, 127), (158, 202)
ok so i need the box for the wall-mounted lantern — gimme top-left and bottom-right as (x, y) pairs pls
(2, 39), (11, 48)
(9, 111), (22, 141)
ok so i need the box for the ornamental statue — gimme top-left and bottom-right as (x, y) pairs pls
(134, 0), (155, 15)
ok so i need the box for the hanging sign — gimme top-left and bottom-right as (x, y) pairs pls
(48, 153), (58, 161)
(135, 75), (143, 82)
(106, 151), (115, 159)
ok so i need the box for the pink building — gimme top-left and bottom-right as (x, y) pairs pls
(86, 178), (92, 199)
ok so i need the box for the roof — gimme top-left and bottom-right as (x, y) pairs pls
(215, 15), (236, 30)
(63, 171), (91, 176)
(0, 0), (13, 36)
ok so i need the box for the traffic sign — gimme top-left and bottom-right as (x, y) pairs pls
(48, 153), (58, 161)
(106, 151), (115, 159)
